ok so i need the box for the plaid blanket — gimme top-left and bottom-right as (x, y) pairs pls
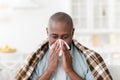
(15, 39), (112, 80)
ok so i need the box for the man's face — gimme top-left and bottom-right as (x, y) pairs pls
(46, 21), (74, 46)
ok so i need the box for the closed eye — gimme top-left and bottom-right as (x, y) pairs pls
(50, 34), (58, 39)
(62, 34), (69, 39)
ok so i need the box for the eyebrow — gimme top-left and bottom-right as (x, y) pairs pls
(50, 33), (70, 35)
(50, 33), (58, 36)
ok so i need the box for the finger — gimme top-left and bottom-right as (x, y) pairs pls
(51, 42), (60, 60)
(61, 41), (69, 52)
(61, 42), (68, 56)
(53, 40), (60, 53)
(49, 41), (58, 57)
(62, 50), (67, 61)
(54, 47), (60, 60)
(66, 52), (72, 60)
(50, 48), (60, 66)
(62, 48), (72, 61)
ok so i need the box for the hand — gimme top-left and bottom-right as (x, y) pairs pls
(61, 41), (73, 73)
(46, 41), (60, 73)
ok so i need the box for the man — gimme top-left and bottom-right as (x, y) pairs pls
(15, 12), (112, 80)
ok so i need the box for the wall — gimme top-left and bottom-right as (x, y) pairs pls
(0, 0), (71, 53)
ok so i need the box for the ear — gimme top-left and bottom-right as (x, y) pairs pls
(46, 27), (48, 36)
(72, 28), (75, 37)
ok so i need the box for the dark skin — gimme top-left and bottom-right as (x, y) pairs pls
(38, 21), (83, 80)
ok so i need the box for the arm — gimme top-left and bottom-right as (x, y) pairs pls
(67, 70), (83, 80)
(38, 68), (53, 80)
(61, 42), (83, 80)
(38, 41), (60, 80)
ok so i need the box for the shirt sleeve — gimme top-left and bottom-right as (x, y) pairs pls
(31, 49), (49, 80)
(31, 55), (48, 80)
(31, 60), (42, 80)
(85, 67), (95, 80)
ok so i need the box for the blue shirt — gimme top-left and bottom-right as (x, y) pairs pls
(32, 43), (95, 80)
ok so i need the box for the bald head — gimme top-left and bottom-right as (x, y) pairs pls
(48, 12), (73, 29)
(46, 12), (74, 45)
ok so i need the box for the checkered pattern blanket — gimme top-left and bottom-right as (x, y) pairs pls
(15, 39), (112, 80)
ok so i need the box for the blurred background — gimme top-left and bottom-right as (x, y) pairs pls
(0, 0), (120, 80)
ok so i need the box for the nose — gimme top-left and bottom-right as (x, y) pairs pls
(58, 36), (63, 40)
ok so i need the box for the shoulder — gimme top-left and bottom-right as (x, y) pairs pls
(72, 39), (103, 61)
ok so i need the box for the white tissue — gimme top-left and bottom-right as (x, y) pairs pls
(59, 40), (62, 57)
(50, 39), (70, 57)
(58, 39), (70, 57)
